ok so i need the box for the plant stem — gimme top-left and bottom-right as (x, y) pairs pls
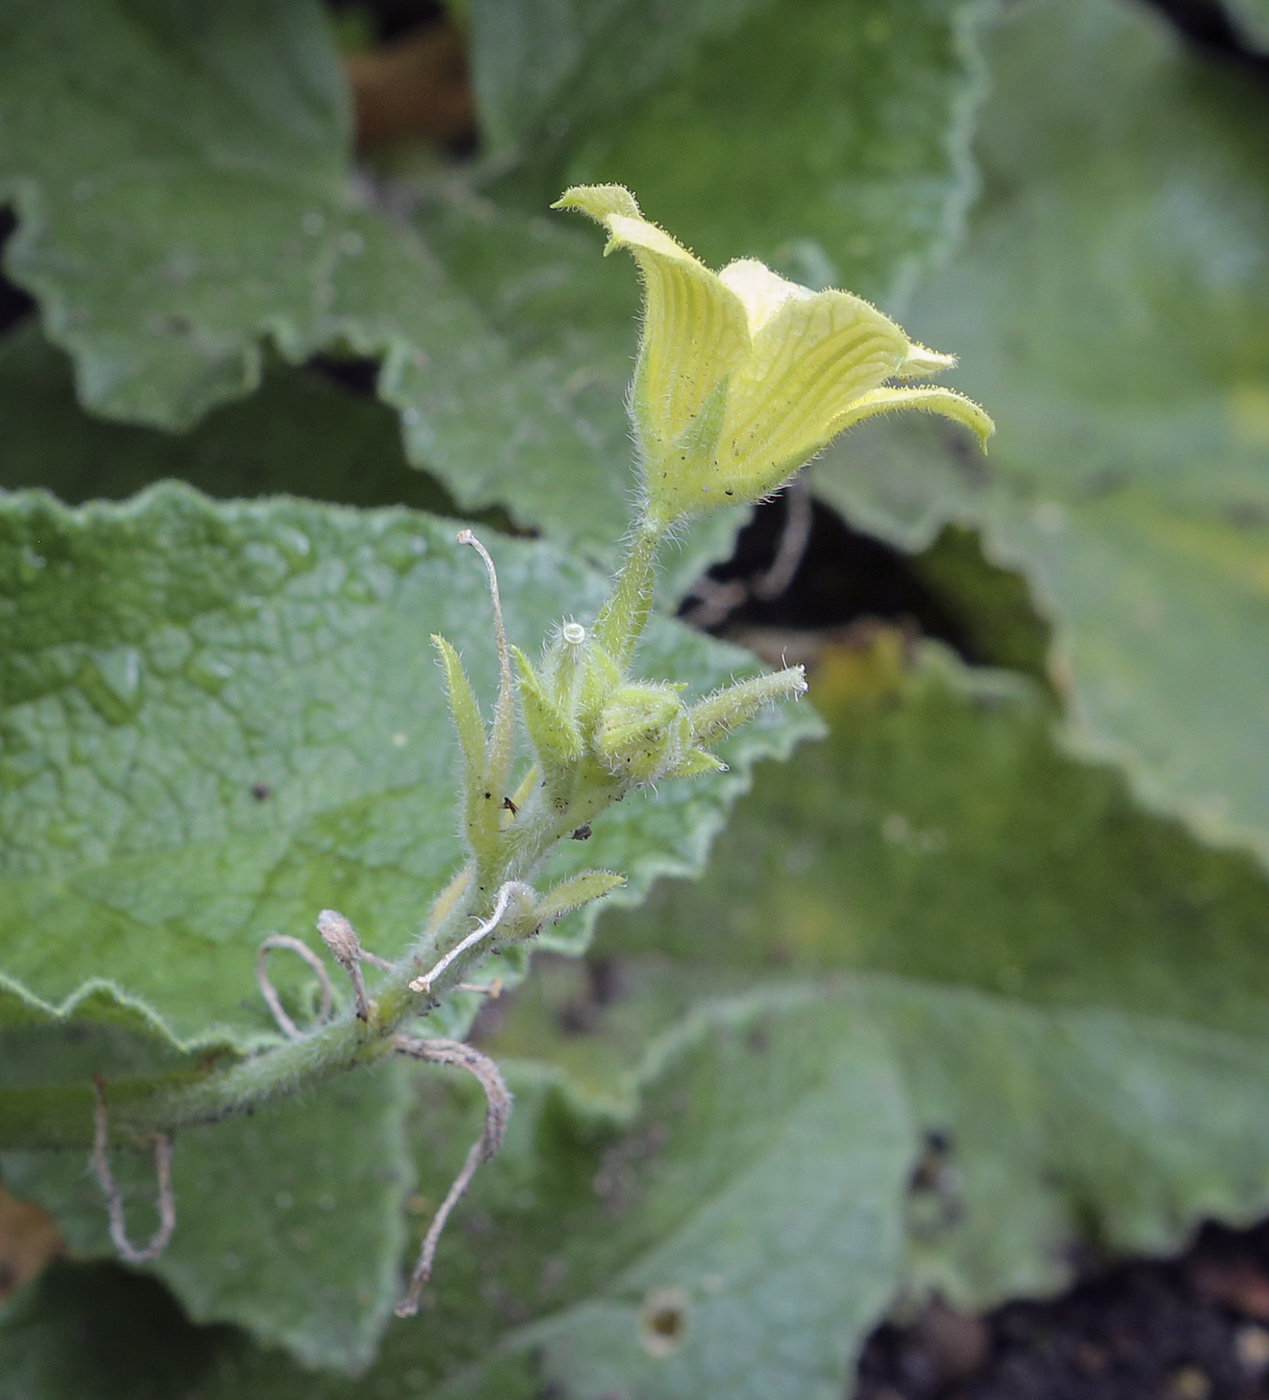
(593, 517), (664, 670)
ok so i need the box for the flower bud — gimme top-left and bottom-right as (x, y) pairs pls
(593, 683), (691, 784)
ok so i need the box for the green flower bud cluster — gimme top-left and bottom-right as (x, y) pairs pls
(431, 530), (806, 926)
(517, 624), (725, 792)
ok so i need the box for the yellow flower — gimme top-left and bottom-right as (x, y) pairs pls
(554, 184), (994, 527)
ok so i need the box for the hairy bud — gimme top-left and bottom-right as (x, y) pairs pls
(594, 682), (691, 783)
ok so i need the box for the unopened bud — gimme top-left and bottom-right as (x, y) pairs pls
(316, 909), (362, 967)
(594, 683), (690, 784)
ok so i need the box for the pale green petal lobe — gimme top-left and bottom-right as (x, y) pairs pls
(559, 196), (749, 468)
(835, 385), (996, 448)
(719, 258), (814, 334)
(901, 341), (958, 377)
(718, 290), (909, 496)
(551, 184), (642, 222)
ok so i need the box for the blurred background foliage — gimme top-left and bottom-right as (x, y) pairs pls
(0, 0), (1268, 1396)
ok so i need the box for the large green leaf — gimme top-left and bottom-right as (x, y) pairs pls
(484, 979), (1269, 1344)
(619, 649), (1269, 1038)
(0, 0), (990, 563)
(0, 0), (632, 556)
(471, 0), (989, 305)
(2, 1061), (411, 1373)
(0, 967), (411, 1372)
(527, 641), (1269, 1080)
(11, 975), (1269, 1398)
(811, 0), (1269, 865)
(0, 486), (818, 1056)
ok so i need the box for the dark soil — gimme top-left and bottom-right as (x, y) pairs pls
(856, 1218), (1269, 1400)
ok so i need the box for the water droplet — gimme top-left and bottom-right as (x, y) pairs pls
(76, 649), (142, 724)
(378, 531), (428, 574)
(341, 574), (376, 604)
(185, 653), (234, 695)
(275, 527), (311, 564)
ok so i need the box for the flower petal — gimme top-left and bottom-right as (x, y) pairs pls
(831, 385), (996, 448)
(552, 184), (641, 223)
(899, 340), (958, 378)
(555, 185), (749, 460)
(718, 258), (813, 335)
(717, 289), (910, 494)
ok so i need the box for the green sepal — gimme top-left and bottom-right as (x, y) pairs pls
(513, 645), (583, 767)
(432, 634), (488, 837)
(594, 683), (690, 783)
(666, 747), (729, 779)
(575, 639), (624, 722)
(533, 870), (627, 927)
(689, 666), (809, 747)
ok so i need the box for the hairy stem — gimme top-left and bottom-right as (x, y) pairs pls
(593, 518), (664, 670)
(113, 886), (504, 1134)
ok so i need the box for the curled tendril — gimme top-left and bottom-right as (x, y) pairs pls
(392, 1036), (512, 1316)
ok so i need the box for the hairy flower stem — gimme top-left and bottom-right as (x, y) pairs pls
(593, 518), (664, 670)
